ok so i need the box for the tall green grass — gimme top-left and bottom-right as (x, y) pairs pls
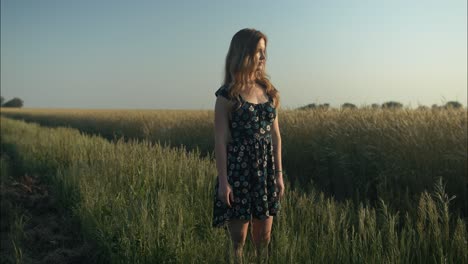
(1, 107), (466, 216)
(0, 153), (26, 264)
(1, 117), (466, 263)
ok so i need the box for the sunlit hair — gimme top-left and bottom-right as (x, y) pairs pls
(223, 28), (280, 110)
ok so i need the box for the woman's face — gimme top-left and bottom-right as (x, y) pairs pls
(253, 38), (266, 72)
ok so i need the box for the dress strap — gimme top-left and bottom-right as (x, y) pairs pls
(215, 85), (231, 100)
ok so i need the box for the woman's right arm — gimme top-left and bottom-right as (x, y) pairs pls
(214, 96), (233, 207)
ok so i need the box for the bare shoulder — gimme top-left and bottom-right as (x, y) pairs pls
(215, 85), (235, 108)
(214, 84), (232, 100)
(215, 95), (234, 114)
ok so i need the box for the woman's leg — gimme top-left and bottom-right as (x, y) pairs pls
(227, 219), (250, 264)
(250, 216), (273, 262)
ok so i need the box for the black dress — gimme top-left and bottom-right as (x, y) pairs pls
(212, 84), (281, 228)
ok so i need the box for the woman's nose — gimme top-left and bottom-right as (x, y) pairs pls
(260, 52), (265, 61)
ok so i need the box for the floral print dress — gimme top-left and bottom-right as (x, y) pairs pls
(212, 84), (281, 228)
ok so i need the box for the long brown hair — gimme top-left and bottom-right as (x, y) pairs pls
(223, 28), (280, 110)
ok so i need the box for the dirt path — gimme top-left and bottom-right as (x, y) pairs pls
(1, 155), (96, 264)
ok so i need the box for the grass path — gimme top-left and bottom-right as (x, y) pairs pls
(0, 152), (98, 264)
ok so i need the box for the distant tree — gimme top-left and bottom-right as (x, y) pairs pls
(297, 103), (317, 110)
(444, 101), (462, 109)
(2, 97), (24, 108)
(318, 103), (330, 110)
(0, 96), (4, 106)
(381, 101), (403, 109)
(371, 103), (380, 109)
(432, 104), (439, 109)
(417, 105), (429, 110)
(341, 103), (356, 109)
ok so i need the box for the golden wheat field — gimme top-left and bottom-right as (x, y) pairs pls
(0, 107), (467, 263)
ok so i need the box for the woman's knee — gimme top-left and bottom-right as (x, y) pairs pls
(228, 219), (249, 247)
(250, 217), (273, 246)
(253, 231), (271, 246)
(231, 231), (247, 248)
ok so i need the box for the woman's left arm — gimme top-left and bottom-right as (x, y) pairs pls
(271, 110), (285, 199)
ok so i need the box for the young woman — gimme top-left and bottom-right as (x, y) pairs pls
(212, 28), (285, 263)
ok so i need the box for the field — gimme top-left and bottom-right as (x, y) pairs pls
(0, 107), (467, 263)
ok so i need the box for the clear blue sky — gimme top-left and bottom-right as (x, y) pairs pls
(1, 0), (466, 109)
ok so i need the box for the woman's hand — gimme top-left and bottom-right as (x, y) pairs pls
(218, 182), (234, 207)
(276, 174), (285, 200)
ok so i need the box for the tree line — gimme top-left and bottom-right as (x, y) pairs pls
(297, 101), (464, 110)
(0, 96), (463, 110)
(0, 96), (23, 108)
